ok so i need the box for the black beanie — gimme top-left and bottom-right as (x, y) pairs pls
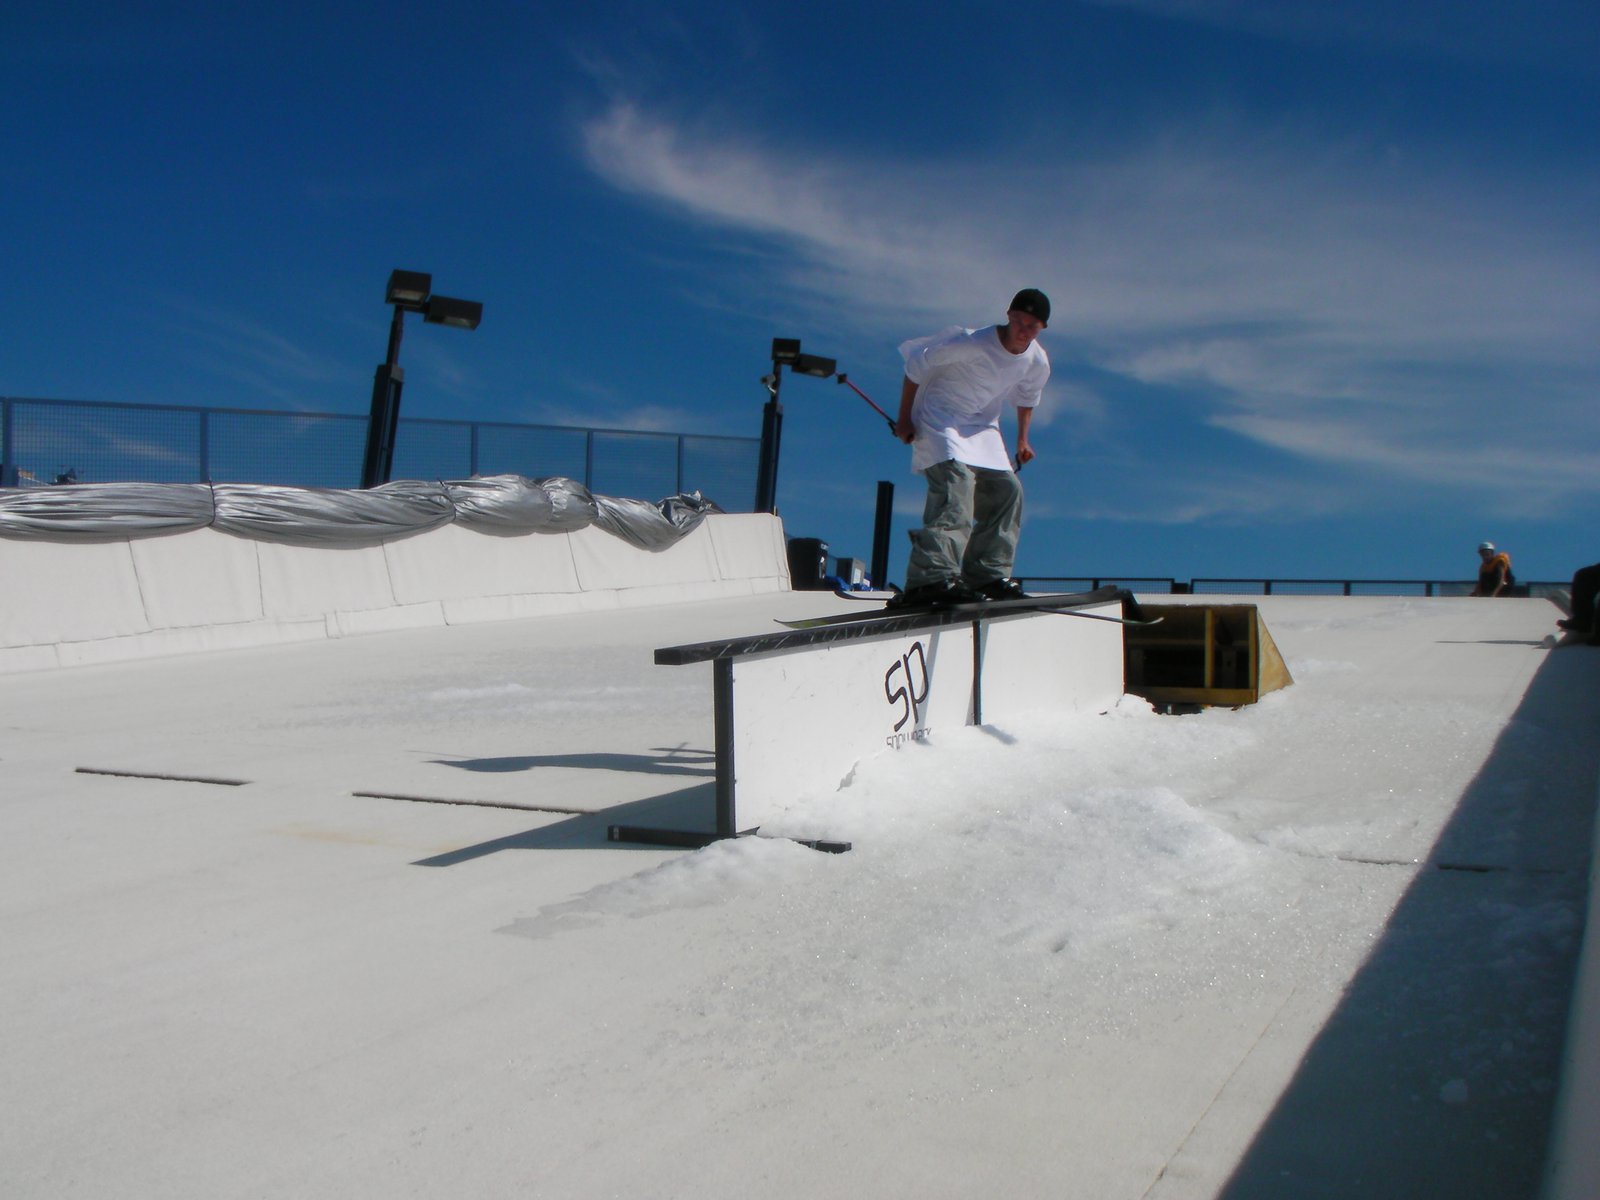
(1009, 288), (1050, 326)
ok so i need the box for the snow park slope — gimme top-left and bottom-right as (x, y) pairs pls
(0, 588), (1595, 1199)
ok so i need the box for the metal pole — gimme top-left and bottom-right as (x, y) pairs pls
(754, 367), (783, 513)
(361, 306), (408, 489)
(870, 480), (894, 588)
(384, 302), (405, 367)
(361, 364), (405, 488)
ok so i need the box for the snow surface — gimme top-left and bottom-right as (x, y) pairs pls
(0, 592), (1593, 1198)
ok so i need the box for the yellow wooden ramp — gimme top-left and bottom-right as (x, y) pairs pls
(1125, 603), (1293, 707)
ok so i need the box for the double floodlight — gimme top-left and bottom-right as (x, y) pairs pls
(770, 337), (835, 379)
(384, 268), (483, 330)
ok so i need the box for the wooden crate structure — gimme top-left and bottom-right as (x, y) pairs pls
(1125, 604), (1292, 707)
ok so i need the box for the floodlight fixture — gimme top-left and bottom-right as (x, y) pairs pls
(361, 268), (484, 488)
(385, 269), (432, 308)
(791, 352), (836, 379)
(423, 295), (484, 330)
(770, 338), (801, 365)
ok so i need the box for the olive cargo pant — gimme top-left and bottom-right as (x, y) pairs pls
(904, 459), (1023, 592)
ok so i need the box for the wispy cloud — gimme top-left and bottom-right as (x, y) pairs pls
(578, 97), (1599, 519)
(1081, 0), (1597, 70)
(580, 101), (950, 302)
(151, 298), (350, 408)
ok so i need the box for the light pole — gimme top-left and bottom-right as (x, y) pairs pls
(360, 269), (483, 489)
(754, 337), (835, 513)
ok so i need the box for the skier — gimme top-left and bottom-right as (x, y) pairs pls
(889, 288), (1051, 608)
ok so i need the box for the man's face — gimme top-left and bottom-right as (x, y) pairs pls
(1005, 309), (1045, 350)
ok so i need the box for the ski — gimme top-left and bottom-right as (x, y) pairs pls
(778, 585), (1150, 630)
(1038, 606), (1163, 628)
(779, 604), (1161, 630)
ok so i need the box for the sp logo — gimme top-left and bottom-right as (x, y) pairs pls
(884, 640), (930, 735)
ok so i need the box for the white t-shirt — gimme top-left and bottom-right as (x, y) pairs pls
(899, 325), (1049, 473)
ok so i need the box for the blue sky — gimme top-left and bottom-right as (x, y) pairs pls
(5, 1), (1596, 586)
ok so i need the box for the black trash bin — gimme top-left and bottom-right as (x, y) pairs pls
(786, 537), (829, 590)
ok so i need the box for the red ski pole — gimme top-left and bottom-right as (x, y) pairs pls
(836, 373), (897, 434)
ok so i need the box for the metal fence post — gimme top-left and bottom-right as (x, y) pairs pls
(198, 409), (210, 482)
(0, 398), (13, 487)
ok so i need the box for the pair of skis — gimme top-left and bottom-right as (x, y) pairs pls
(779, 586), (1160, 631)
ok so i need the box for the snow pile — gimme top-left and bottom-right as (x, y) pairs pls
(510, 695), (1367, 1066)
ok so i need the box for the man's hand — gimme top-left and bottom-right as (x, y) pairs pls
(895, 376), (919, 444)
(1014, 405), (1036, 469)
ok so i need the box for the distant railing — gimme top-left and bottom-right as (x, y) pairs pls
(1188, 578), (1563, 599)
(0, 396), (759, 509)
(1017, 576), (1180, 595)
(1021, 576), (1563, 599)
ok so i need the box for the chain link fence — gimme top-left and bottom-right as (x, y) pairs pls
(0, 396), (759, 510)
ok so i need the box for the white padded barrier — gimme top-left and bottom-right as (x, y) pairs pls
(2, 538), (152, 655)
(131, 527), (264, 629)
(383, 521), (586, 626)
(0, 512), (790, 674)
(707, 515), (791, 593)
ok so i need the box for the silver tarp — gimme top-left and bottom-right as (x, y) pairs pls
(0, 475), (723, 550)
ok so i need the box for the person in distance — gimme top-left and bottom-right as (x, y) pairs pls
(1470, 541), (1514, 597)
